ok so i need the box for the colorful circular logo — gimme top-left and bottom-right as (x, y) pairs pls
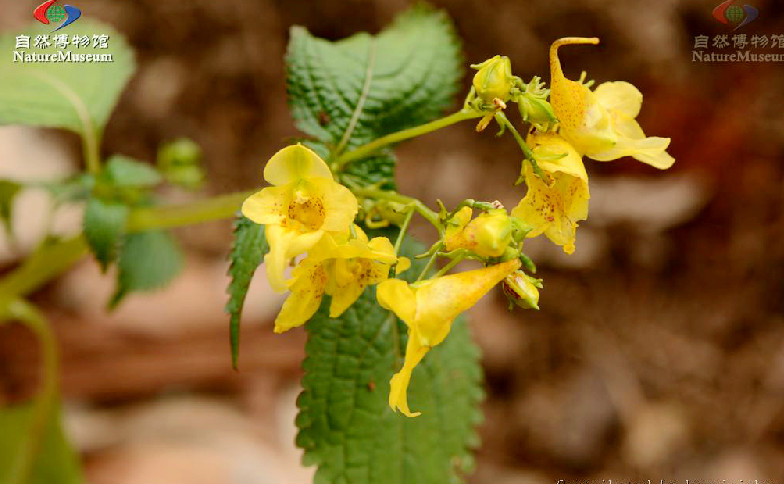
(712, 0), (759, 30)
(33, 0), (82, 31)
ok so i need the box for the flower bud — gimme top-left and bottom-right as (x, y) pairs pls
(471, 56), (514, 105)
(515, 76), (558, 132)
(466, 209), (513, 257)
(502, 270), (542, 310)
(518, 95), (557, 132)
(445, 207), (514, 258)
(157, 138), (204, 190)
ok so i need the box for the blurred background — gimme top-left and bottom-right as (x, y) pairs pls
(2, 0), (784, 482)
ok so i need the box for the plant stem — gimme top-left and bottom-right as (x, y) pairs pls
(494, 111), (547, 180)
(0, 236), (89, 299)
(393, 209), (414, 257)
(335, 110), (483, 168)
(0, 300), (59, 484)
(0, 190), (254, 301)
(352, 187), (440, 229)
(494, 111), (534, 161)
(432, 253), (466, 278)
(415, 250), (440, 282)
(126, 191), (252, 232)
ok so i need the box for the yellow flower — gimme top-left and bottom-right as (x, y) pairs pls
(377, 259), (520, 417)
(444, 207), (514, 258)
(549, 37), (674, 169)
(241, 144), (358, 292)
(274, 226), (404, 333)
(511, 132), (589, 254)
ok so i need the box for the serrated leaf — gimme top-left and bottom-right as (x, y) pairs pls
(0, 20), (135, 134)
(0, 180), (22, 237)
(83, 197), (128, 271)
(110, 230), (183, 308)
(340, 152), (397, 191)
(296, 237), (483, 484)
(305, 140), (397, 191)
(104, 155), (162, 188)
(286, 4), (462, 154)
(225, 217), (268, 369)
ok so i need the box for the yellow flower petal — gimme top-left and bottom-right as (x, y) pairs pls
(264, 144), (332, 186)
(548, 39), (674, 169)
(275, 260), (327, 333)
(377, 279), (417, 324)
(593, 81), (642, 118)
(589, 115), (674, 169)
(328, 278), (365, 318)
(395, 257), (411, 275)
(412, 259), (520, 344)
(388, 328), (428, 418)
(512, 134), (589, 254)
(530, 132), (588, 182)
(241, 186), (289, 225)
(549, 37), (616, 155)
(319, 180), (359, 233)
(380, 259), (520, 417)
(264, 225), (324, 292)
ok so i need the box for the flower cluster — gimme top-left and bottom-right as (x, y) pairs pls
(242, 37), (674, 418)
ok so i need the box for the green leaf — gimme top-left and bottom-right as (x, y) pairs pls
(104, 155), (163, 188)
(286, 4), (462, 153)
(0, 180), (22, 237)
(340, 152), (397, 191)
(110, 230), (183, 308)
(0, 403), (83, 484)
(305, 140), (397, 191)
(0, 20), (135, 135)
(225, 217), (268, 369)
(83, 197), (128, 271)
(296, 237), (483, 484)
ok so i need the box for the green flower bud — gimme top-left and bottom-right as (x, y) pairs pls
(502, 270), (542, 310)
(518, 95), (557, 131)
(515, 76), (557, 131)
(471, 56), (515, 105)
(157, 138), (205, 190)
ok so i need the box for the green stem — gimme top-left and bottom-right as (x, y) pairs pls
(0, 300), (59, 484)
(432, 253), (466, 278)
(335, 110), (483, 168)
(0, 190), (253, 301)
(393, 209), (414, 257)
(83, 127), (101, 174)
(494, 112), (546, 180)
(0, 237), (89, 299)
(126, 191), (252, 232)
(352, 187), (440, 229)
(415, 250), (440, 282)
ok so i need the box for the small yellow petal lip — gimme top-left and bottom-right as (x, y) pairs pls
(263, 144), (332, 186)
